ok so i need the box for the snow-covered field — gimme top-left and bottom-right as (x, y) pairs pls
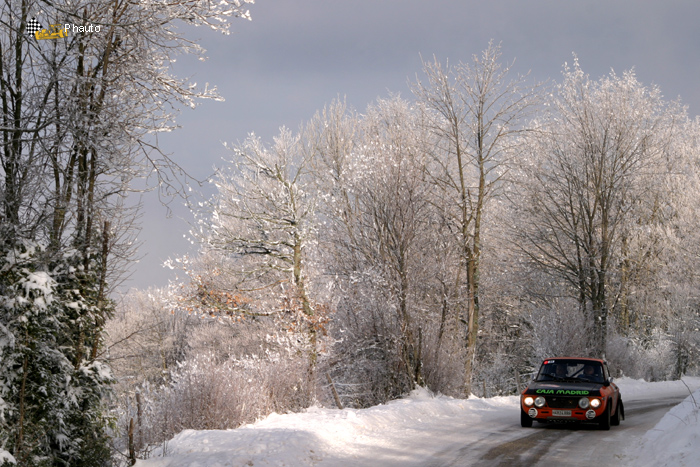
(135, 377), (700, 467)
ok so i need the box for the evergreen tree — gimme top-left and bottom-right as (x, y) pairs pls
(0, 228), (113, 466)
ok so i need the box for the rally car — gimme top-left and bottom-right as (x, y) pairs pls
(520, 357), (624, 430)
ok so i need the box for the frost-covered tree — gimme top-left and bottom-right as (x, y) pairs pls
(0, 0), (255, 464)
(411, 42), (539, 395)
(209, 129), (315, 312)
(308, 96), (472, 401)
(331, 97), (434, 391)
(190, 126), (322, 372)
(515, 59), (689, 356)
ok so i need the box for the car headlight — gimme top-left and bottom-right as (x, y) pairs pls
(523, 396), (534, 407)
(590, 398), (601, 408)
(534, 396), (546, 408)
(578, 398), (590, 409)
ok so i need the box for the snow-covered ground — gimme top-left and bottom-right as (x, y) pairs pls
(135, 377), (700, 467)
(622, 378), (700, 467)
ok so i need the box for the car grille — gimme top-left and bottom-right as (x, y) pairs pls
(545, 397), (579, 409)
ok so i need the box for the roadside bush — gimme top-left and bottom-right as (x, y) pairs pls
(140, 349), (312, 442)
(109, 304), (315, 463)
(606, 332), (676, 381)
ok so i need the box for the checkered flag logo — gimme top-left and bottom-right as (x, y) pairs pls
(26, 17), (43, 35)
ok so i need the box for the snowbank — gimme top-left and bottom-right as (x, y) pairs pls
(624, 382), (700, 467)
(615, 376), (700, 401)
(134, 387), (519, 467)
(135, 377), (700, 467)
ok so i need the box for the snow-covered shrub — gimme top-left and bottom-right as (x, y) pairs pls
(474, 351), (520, 397)
(327, 323), (407, 408)
(325, 268), (427, 407)
(131, 346), (311, 455)
(108, 299), (315, 461)
(607, 331), (676, 381)
(107, 288), (195, 387)
(421, 325), (467, 398)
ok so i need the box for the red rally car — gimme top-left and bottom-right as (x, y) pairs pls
(520, 357), (624, 430)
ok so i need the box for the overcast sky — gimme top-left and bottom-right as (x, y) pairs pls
(123, 0), (700, 291)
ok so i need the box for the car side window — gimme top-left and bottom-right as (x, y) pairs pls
(603, 363), (610, 381)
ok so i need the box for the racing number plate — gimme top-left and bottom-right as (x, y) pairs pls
(552, 410), (572, 417)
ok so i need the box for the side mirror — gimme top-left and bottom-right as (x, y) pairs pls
(603, 379), (611, 387)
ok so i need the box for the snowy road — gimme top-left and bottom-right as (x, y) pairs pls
(428, 395), (689, 466)
(135, 378), (700, 467)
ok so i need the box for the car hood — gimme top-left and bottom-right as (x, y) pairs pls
(523, 381), (604, 397)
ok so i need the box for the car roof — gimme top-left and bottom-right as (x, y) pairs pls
(543, 357), (605, 364)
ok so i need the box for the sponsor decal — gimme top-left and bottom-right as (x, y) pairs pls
(535, 389), (590, 395)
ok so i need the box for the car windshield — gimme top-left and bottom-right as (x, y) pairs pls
(535, 359), (605, 383)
